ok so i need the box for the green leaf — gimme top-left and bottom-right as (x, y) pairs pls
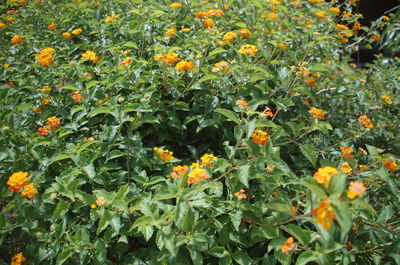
(250, 223), (278, 243)
(351, 198), (376, 214)
(301, 178), (327, 199)
(282, 224), (311, 246)
(196, 74), (218, 83)
(208, 48), (227, 57)
(295, 250), (320, 265)
(310, 64), (330, 72)
(97, 210), (113, 235)
(215, 108), (240, 124)
(83, 164), (96, 179)
(327, 173), (346, 195)
(331, 201), (352, 241)
(299, 144), (317, 167)
(265, 202), (293, 215)
(52, 201), (70, 222)
(88, 106), (114, 117)
(237, 165), (250, 187)
(207, 246), (226, 258)
(56, 249), (75, 265)
(232, 250), (252, 265)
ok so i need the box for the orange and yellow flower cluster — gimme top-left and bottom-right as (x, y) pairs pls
(153, 147), (174, 162)
(251, 129), (269, 146)
(314, 166), (338, 187)
(37, 48), (55, 67)
(311, 198), (336, 229)
(7, 172), (37, 200)
(38, 116), (61, 136)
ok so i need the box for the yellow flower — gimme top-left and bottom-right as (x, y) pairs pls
(380, 95), (391, 104)
(358, 115), (373, 129)
(105, 14), (119, 23)
(7, 171), (29, 192)
(314, 166), (338, 187)
(223, 32), (236, 42)
(238, 28), (251, 37)
(201, 153), (217, 166)
(62, 32), (72, 39)
(71, 28), (83, 35)
(212, 61), (229, 72)
(308, 107), (325, 119)
(120, 57), (132, 66)
(0, 22), (6, 29)
(311, 198), (336, 229)
(40, 86), (52, 93)
(347, 181), (365, 199)
(20, 182), (37, 200)
(187, 167), (210, 185)
(171, 165), (189, 179)
(170, 2), (182, 8)
(11, 35), (23, 45)
(81, 51), (99, 63)
(37, 48), (55, 67)
(202, 18), (215, 28)
(175, 60), (195, 71)
(47, 23), (58, 30)
(315, 11), (326, 19)
(11, 252), (26, 265)
(340, 146), (353, 158)
(238, 44), (258, 55)
(251, 129), (269, 145)
(329, 7), (340, 15)
(340, 162), (352, 174)
(153, 147), (174, 162)
(166, 28), (177, 36)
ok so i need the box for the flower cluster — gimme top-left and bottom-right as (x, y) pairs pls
(105, 14), (119, 23)
(340, 146), (353, 158)
(234, 189), (247, 200)
(314, 166), (338, 187)
(201, 153), (217, 166)
(312, 198), (336, 229)
(153, 147), (174, 162)
(11, 35), (23, 45)
(37, 48), (55, 67)
(187, 163), (211, 185)
(358, 115), (374, 129)
(175, 60), (195, 71)
(281, 237), (294, 253)
(7, 172), (37, 200)
(238, 44), (258, 55)
(251, 129), (269, 146)
(11, 252), (26, 265)
(170, 165), (189, 179)
(38, 116), (61, 136)
(82, 50), (99, 63)
(384, 159), (397, 173)
(340, 162), (352, 175)
(347, 181), (365, 199)
(154, 52), (180, 65)
(212, 61), (229, 73)
(308, 107), (325, 119)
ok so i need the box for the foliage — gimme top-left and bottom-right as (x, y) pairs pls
(0, 0), (399, 264)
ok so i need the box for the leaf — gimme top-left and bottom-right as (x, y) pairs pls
(250, 223), (278, 243)
(56, 249), (75, 265)
(265, 202), (293, 215)
(207, 246), (226, 258)
(232, 250), (252, 265)
(327, 173), (346, 195)
(351, 198), (376, 214)
(310, 64), (330, 72)
(208, 48), (227, 57)
(196, 74), (218, 84)
(215, 108), (240, 124)
(97, 209), (112, 235)
(282, 224), (311, 246)
(88, 106), (114, 117)
(83, 164), (96, 179)
(237, 165), (250, 187)
(331, 201), (352, 241)
(301, 178), (327, 199)
(299, 144), (317, 167)
(52, 201), (70, 222)
(295, 250), (320, 265)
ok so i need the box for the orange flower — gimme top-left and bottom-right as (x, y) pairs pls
(11, 252), (26, 265)
(0, 22), (6, 29)
(201, 153), (217, 166)
(234, 189), (247, 200)
(120, 57), (132, 66)
(37, 48), (55, 67)
(238, 44), (258, 55)
(206, 9), (224, 17)
(155, 52), (181, 65)
(384, 159), (397, 173)
(11, 35), (23, 45)
(212, 61), (229, 72)
(153, 147), (174, 162)
(251, 129), (269, 145)
(315, 11), (326, 19)
(187, 165), (210, 185)
(46, 116), (61, 130)
(38, 126), (49, 136)
(262, 106), (274, 117)
(171, 165), (189, 179)
(105, 14), (119, 23)
(96, 196), (106, 206)
(165, 28), (177, 36)
(71, 28), (83, 35)
(358, 115), (373, 129)
(202, 18), (215, 28)
(329, 7), (340, 15)
(308, 107), (325, 119)
(305, 77), (316, 86)
(223, 32), (236, 42)
(7, 172), (29, 192)
(47, 23), (58, 30)
(314, 166), (338, 187)
(281, 237), (294, 253)
(340, 162), (352, 174)
(20, 182), (37, 200)
(170, 2), (182, 8)
(311, 198), (336, 229)
(359, 164), (368, 170)
(380, 95), (391, 104)
(175, 60), (195, 71)
(72, 91), (84, 102)
(236, 99), (248, 107)
(4, 17), (16, 23)
(353, 21), (361, 34)
(195, 11), (207, 19)
(262, 13), (278, 20)
(62, 32), (72, 39)
(347, 181), (365, 199)
(238, 28), (251, 37)
(372, 34), (381, 41)
(340, 146), (353, 158)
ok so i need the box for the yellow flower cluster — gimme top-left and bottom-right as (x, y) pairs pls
(187, 163), (211, 185)
(11, 252), (26, 265)
(239, 44), (258, 55)
(251, 129), (269, 146)
(311, 198), (336, 229)
(7, 172), (37, 200)
(82, 50), (99, 63)
(11, 35), (23, 45)
(105, 14), (119, 23)
(37, 48), (55, 67)
(358, 115), (373, 129)
(308, 107), (325, 119)
(200, 153), (217, 166)
(340, 162), (352, 175)
(314, 166), (338, 187)
(153, 147), (174, 162)
(175, 60), (195, 71)
(212, 61), (229, 73)
(154, 52), (180, 65)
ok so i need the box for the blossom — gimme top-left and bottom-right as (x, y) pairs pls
(120, 57), (132, 66)
(358, 115), (373, 129)
(281, 237), (294, 253)
(40, 86), (52, 93)
(359, 164), (368, 170)
(7, 172), (29, 192)
(212, 61), (229, 72)
(353, 21), (361, 34)
(311, 198), (336, 229)
(372, 34), (381, 41)
(46, 116), (61, 130)
(223, 32), (236, 42)
(154, 52), (180, 65)
(96, 196), (106, 206)
(262, 106), (274, 117)
(105, 14), (119, 23)
(71, 28), (83, 35)
(37, 48), (55, 67)
(202, 18), (215, 28)
(380, 95), (391, 104)
(81, 51), (99, 63)
(251, 129), (269, 145)
(195, 11), (207, 19)
(305, 77), (316, 86)
(315, 11), (326, 19)
(262, 13), (278, 20)
(278, 43), (288, 50)
(340, 162), (352, 174)
(0, 22), (6, 29)
(187, 166), (210, 185)
(72, 91), (83, 102)
(153, 147), (174, 162)
(4, 17), (16, 23)
(234, 189), (247, 200)
(171, 165), (189, 179)
(201, 153), (217, 166)
(238, 28), (251, 37)
(11, 35), (23, 45)
(11, 252), (26, 265)
(347, 181), (365, 199)
(206, 9), (224, 17)
(314, 166), (338, 187)
(384, 159), (397, 173)
(175, 60), (195, 71)
(170, 2), (182, 8)
(20, 182), (37, 200)
(62, 32), (72, 39)
(47, 23), (58, 30)
(308, 107), (325, 119)
(329, 7), (341, 15)
(239, 44), (258, 55)
(38, 126), (49, 136)
(165, 28), (177, 36)
(340, 146), (353, 158)
(236, 99), (248, 107)
(83, 137), (94, 141)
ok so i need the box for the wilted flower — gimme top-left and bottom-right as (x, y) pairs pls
(347, 181), (365, 199)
